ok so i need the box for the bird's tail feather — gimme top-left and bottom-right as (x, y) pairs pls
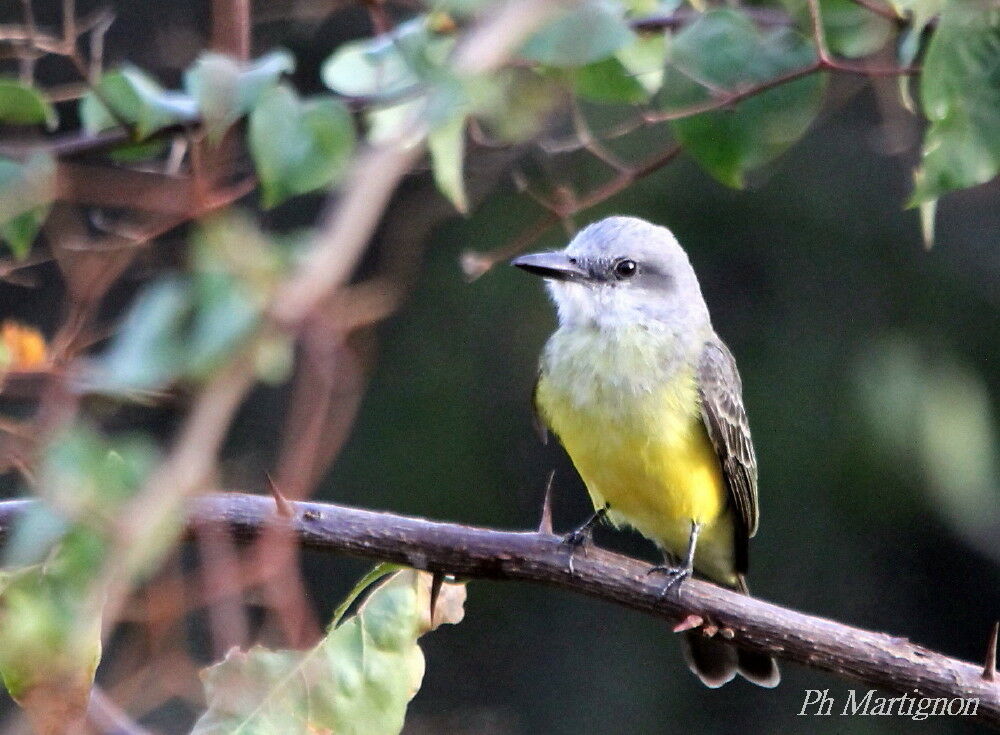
(737, 647), (781, 688)
(681, 632), (737, 688)
(681, 632), (780, 688)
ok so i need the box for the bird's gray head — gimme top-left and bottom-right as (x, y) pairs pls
(512, 216), (711, 331)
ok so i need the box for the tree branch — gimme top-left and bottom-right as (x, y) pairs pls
(0, 493), (995, 726)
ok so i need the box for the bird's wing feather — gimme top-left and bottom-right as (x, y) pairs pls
(531, 373), (549, 445)
(697, 338), (759, 574)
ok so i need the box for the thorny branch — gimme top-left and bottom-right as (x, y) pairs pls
(0, 493), (995, 727)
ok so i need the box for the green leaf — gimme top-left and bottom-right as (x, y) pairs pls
(322, 38), (419, 98)
(781, 0), (894, 59)
(184, 50), (295, 142)
(0, 153), (55, 259)
(616, 34), (668, 95)
(475, 69), (564, 143)
(573, 57), (648, 104)
(428, 115), (468, 213)
(910, 4), (1000, 204)
(192, 569), (466, 735)
(36, 426), (157, 521)
(521, 0), (636, 67)
(1, 208), (48, 260)
(888, 0), (943, 32)
(0, 555), (103, 734)
(329, 563), (401, 628)
(249, 85), (356, 208)
(322, 18), (452, 98)
(658, 9), (823, 188)
(92, 277), (193, 392)
(365, 97), (427, 145)
(80, 66), (197, 139)
(0, 427), (157, 732)
(0, 80), (57, 129)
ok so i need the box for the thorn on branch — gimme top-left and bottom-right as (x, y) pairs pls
(537, 470), (555, 536)
(672, 614), (704, 633)
(984, 621), (998, 683)
(266, 473), (293, 519)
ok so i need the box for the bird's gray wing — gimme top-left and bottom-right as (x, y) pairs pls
(697, 337), (759, 575)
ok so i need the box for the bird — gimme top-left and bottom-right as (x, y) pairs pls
(512, 215), (779, 688)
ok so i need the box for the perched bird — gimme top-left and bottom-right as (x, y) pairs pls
(513, 216), (779, 688)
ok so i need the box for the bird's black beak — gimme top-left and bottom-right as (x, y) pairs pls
(511, 252), (588, 282)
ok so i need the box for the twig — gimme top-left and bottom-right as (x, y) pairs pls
(87, 686), (155, 735)
(211, 0), (251, 61)
(461, 142), (683, 278)
(0, 493), (995, 726)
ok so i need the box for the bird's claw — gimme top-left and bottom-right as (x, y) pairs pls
(562, 529), (591, 575)
(647, 564), (691, 597)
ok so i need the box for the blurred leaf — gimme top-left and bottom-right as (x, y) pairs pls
(192, 569), (466, 735)
(428, 115), (468, 213)
(184, 50), (294, 142)
(521, 0), (635, 67)
(888, 0), (943, 31)
(0, 558), (102, 735)
(253, 333), (294, 385)
(573, 57), (648, 103)
(658, 9), (823, 188)
(199, 212), (297, 388)
(909, 4), (1000, 204)
(0, 427), (157, 733)
(323, 38), (419, 98)
(93, 277), (192, 392)
(1, 208), (48, 261)
(322, 18), (453, 98)
(80, 66), (197, 139)
(365, 97), (428, 145)
(187, 283), (260, 379)
(621, 0), (672, 13)
(37, 426), (157, 516)
(475, 70), (564, 143)
(249, 85), (356, 208)
(855, 336), (1000, 564)
(616, 34), (668, 94)
(0, 80), (57, 129)
(0, 153), (55, 259)
(92, 214), (281, 392)
(781, 0), (894, 58)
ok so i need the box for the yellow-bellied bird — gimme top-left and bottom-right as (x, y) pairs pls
(513, 216), (779, 688)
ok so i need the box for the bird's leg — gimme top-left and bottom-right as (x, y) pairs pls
(646, 550), (680, 575)
(648, 520), (701, 597)
(563, 503), (609, 574)
(563, 503), (609, 546)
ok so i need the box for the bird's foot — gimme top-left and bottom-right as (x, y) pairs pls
(560, 504), (609, 575)
(561, 528), (591, 575)
(646, 564), (691, 597)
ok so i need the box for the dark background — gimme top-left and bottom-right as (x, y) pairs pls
(2, 2), (999, 733)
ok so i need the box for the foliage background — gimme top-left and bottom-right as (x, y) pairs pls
(1, 0), (999, 733)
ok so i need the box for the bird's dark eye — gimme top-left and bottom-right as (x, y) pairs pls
(613, 259), (637, 278)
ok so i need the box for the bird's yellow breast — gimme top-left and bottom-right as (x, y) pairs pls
(537, 326), (736, 583)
